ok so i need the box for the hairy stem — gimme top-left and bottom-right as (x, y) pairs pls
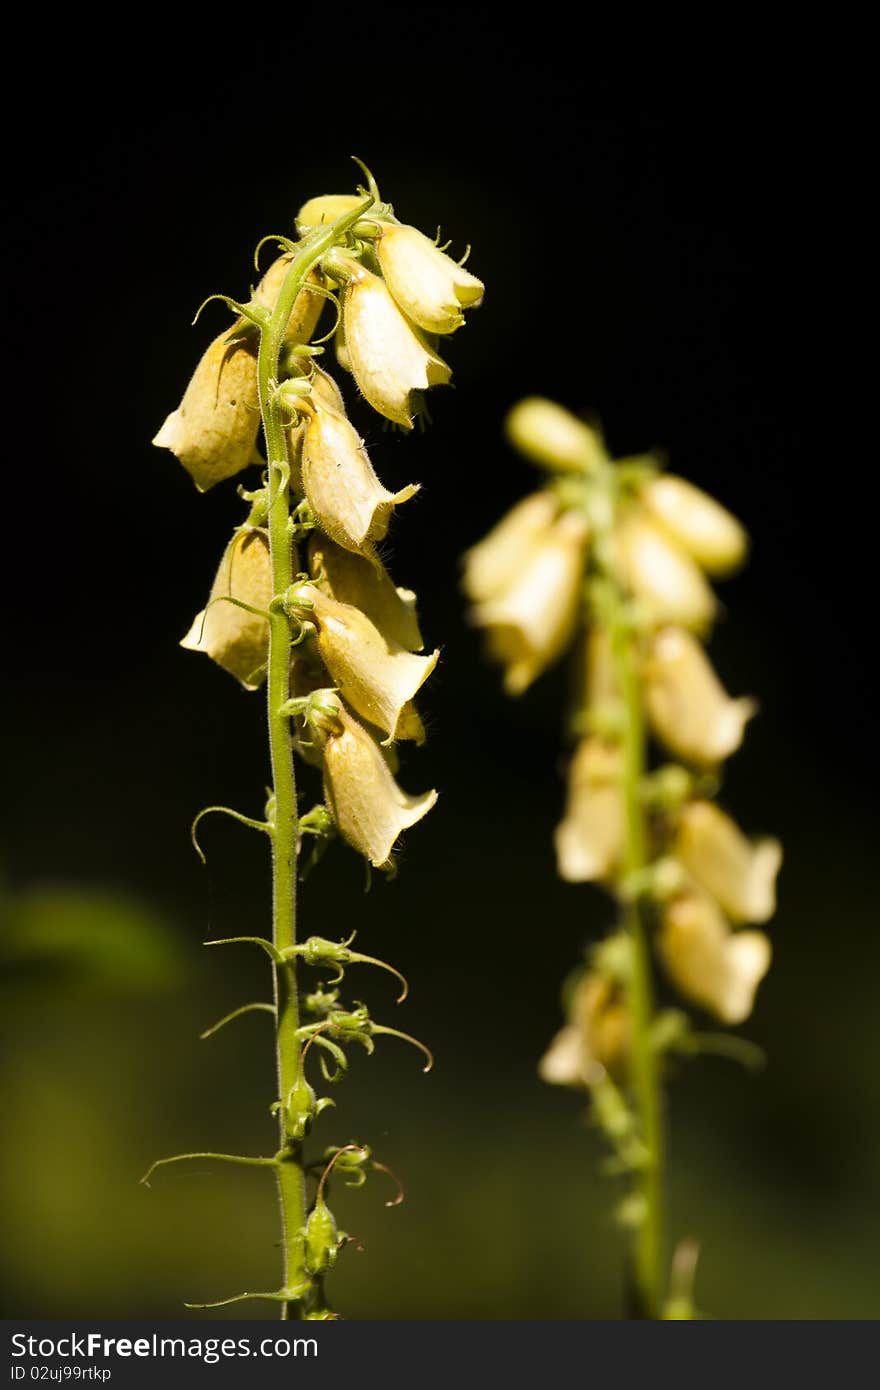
(590, 466), (665, 1317)
(255, 200), (372, 1319)
(610, 606), (664, 1317)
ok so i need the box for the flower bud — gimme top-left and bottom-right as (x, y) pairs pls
(641, 474), (747, 576)
(342, 265), (451, 427)
(554, 738), (625, 883)
(674, 800), (782, 923)
(374, 221), (484, 334)
(315, 704), (438, 869)
(180, 530), (271, 688)
(659, 890), (771, 1024)
(301, 397), (418, 558)
(642, 627), (756, 766)
(304, 1194), (339, 1275)
(296, 193), (365, 232)
(288, 584), (437, 743)
(539, 972), (629, 1086)
(614, 511), (716, 630)
(471, 512), (589, 694)
(152, 333), (260, 491)
(462, 492), (559, 605)
(308, 535), (423, 652)
(505, 397), (605, 474)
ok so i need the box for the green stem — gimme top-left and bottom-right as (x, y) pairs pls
(610, 606), (664, 1318)
(255, 199), (373, 1320)
(589, 464), (665, 1317)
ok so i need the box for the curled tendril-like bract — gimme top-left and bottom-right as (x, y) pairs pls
(140, 1151), (278, 1187)
(190, 804), (272, 865)
(199, 1001), (276, 1041)
(370, 1024), (434, 1073)
(252, 233), (299, 270)
(191, 292), (270, 332)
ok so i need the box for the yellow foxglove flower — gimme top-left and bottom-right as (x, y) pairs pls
(614, 510), (716, 630)
(554, 737), (625, 882)
(153, 261), (322, 492)
(152, 333), (261, 491)
(675, 800), (782, 923)
(659, 891), (772, 1024)
(342, 265), (451, 428)
(374, 222), (484, 334)
(472, 512), (589, 694)
(308, 535), (423, 652)
(301, 397), (418, 558)
(462, 492), (559, 604)
(290, 585), (438, 743)
(317, 703), (438, 869)
(641, 474), (747, 576)
(506, 397), (605, 474)
(643, 627), (756, 766)
(539, 973), (629, 1086)
(296, 193), (365, 231)
(180, 531), (271, 688)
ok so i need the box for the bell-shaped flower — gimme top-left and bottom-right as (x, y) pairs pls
(674, 800), (782, 923)
(471, 511), (590, 694)
(643, 627), (756, 766)
(641, 474), (747, 576)
(342, 264), (451, 427)
(505, 397), (605, 474)
(659, 890), (771, 1024)
(554, 737), (625, 883)
(614, 510), (716, 631)
(152, 333), (261, 491)
(288, 584), (437, 743)
(180, 530), (271, 688)
(462, 492), (559, 605)
(315, 703), (438, 869)
(308, 535), (423, 652)
(153, 258), (323, 492)
(539, 972), (629, 1086)
(374, 221), (484, 334)
(301, 396), (418, 559)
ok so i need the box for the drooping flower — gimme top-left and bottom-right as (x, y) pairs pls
(505, 397), (605, 474)
(153, 258), (323, 491)
(374, 221), (484, 334)
(288, 584), (437, 743)
(300, 396), (418, 559)
(554, 738), (625, 883)
(640, 474), (747, 576)
(659, 890), (772, 1024)
(342, 264), (451, 427)
(462, 492), (559, 604)
(180, 530), (272, 687)
(674, 800), (782, 923)
(470, 511), (590, 694)
(539, 972), (630, 1085)
(152, 333), (261, 491)
(642, 627), (756, 767)
(614, 510), (716, 630)
(315, 703), (438, 869)
(308, 535), (423, 652)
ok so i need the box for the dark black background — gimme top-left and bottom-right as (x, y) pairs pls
(1, 18), (875, 1319)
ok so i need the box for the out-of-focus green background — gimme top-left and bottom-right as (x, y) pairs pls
(1, 28), (873, 1318)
